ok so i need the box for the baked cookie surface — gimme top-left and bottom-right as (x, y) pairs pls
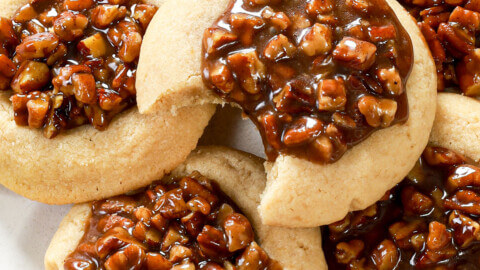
(0, 0), (216, 204)
(137, 0), (437, 227)
(44, 146), (326, 269)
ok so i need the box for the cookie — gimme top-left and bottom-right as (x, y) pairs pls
(135, 0), (437, 227)
(44, 146), (326, 269)
(0, 0), (216, 204)
(430, 93), (480, 162)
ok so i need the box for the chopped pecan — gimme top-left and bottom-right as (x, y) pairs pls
(283, 117), (323, 146)
(169, 245), (193, 263)
(53, 11), (88, 42)
(236, 242), (270, 270)
(230, 14), (264, 46)
(197, 225), (229, 257)
(26, 97), (49, 128)
(145, 253), (172, 270)
(63, 0), (95, 11)
(370, 240), (399, 270)
(15, 32), (60, 61)
(449, 210), (480, 248)
(161, 225), (189, 252)
(203, 28), (238, 55)
(333, 37), (377, 71)
(299, 23), (333, 56)
(335, 240), (364, 264)
(13, 4), (38, 23)
(11, 61), (50, 94)
(227, 51), (266, 94)
(155, 189), (189, 219)
(447, 164), (480, 189)
(317, 78), (347, 111)
(306, 0), (334, 15)
(449, 6), (480, 32)
(96, 227), (145, 259)
(72, 73), (97, 105)
(357, 96), (397, 128)
(423, 146), (466, 166)
(401, 186), (434, 215)
(263, 34), (296, 61)
(223, 213), (254, 252)
(444, 190), (480, 215)
(91, 5), (127, 29)
(78, 33), (108, 58)
(377, 67), (403, 95)
(104, 244), (145, 270)
(132, 4), (158, 30)
(209, 63), (235, 93)
(368, 25), (396, 42)
(427, 221), (451, 250)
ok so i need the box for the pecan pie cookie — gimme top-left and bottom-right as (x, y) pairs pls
(396, 0), (480, 167)
(136, 0), (436, 227)
(318, 129), (480, 269)
(0, 0), (215, 204)
(44, 146), (325, 270)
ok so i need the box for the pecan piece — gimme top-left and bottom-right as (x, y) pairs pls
(447, 164), (480, 190)
(132, 4), (158, 30)
(104, 244), (145, 270)
(444, 190), (480, 215)
(13, 4), (38, 23)
(209, 63), (235, 93)
(145, 253), (172, 270)
(333, 37), (377, 71)
(197, 225), (229, 257)
(72, 73), (97, 105)
(78, 33), (108, 58)
(15, 32), (60, 61)
(423, 146), (466, 166)
(236, 242), (270, 270)
(169, 245), (193, 263)
(449, 210), (480, 248)
(283, 117), (323, 146)
(368, 25), (396, 42)
(10, 61), (50, 94)
(155, 188), (189, 219)
(357, 96), (397, 128)
(317, 78), (347, 111)
(370, 240), (399, 270)
(377, 67), (403, 95)
(26, 97), (49, 129)
(227, 51), (266, 94)
(91, 5), (127, 29)
(263, 34), (296, 61)
(230, 14), (264, 46)
(63, 0), (94, 11)
(203, 28), (238, 54)
(299, 23), (333, 56)
(401, 186), (434, 215)
(223, 213), (254, 252)
(306, 0), (334, 15)
(53, 11), (88, 42)
(335, 240), (364, 264)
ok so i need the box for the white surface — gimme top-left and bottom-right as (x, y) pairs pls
(0, 104), (264, 270)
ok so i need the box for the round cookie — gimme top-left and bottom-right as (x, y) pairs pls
(136, 0), (437, 227)
(315, 104), (480, 269)
(430, 93), (480, 162)
(0, 0), (216, 204)
(44, 146), (326, 270)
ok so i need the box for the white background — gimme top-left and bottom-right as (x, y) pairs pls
(0, 105), (265, 269)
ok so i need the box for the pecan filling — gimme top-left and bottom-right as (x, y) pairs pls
(201, 0), (413, 163)
(64, 172), (281, 270)
(0, 0), (157, 138)
(322, 146), (480, 269)
(400, 0), (480, 96)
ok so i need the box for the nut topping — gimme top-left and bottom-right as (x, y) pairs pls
(202, 0), (412, 164)
(64, 172), (280, 270)
(322, 146), (480, 269)
(0, 0), (157, 138)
